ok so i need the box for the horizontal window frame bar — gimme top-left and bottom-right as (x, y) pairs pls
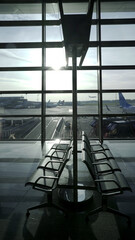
(0, 42), (64, 48)
(0, 115), (41, 117)
(0, 41), (135, 49)
(0, 66), (135, 71)
(0, 20), (61, 26)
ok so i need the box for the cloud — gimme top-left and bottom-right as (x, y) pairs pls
(0, 49), (31, 63)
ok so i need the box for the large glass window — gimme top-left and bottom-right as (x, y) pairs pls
(0, 0), (135, 144)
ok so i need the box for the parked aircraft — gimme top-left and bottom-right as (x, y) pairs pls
(119, 92), (135, 113)
(46, 100), (65, 108)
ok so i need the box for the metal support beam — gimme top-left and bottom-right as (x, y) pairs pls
(72, 47), (78, 204)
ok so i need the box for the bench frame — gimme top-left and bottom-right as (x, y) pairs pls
(82, 131), (132, 225)
(25, 145), (72, 217)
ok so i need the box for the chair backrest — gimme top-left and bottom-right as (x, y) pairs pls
(57, 146), (72, 181)
(82, 131), (94, 152)
(82, 140), (96, 180)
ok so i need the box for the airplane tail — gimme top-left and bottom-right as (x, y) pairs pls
(119, 92), (131, 108)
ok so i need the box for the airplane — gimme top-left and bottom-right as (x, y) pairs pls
(46, 100), (58, 108)
(46, 100), (65, 108)
(119, 92), (135, 113)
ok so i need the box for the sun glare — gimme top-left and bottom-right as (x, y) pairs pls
(46, 48), (66, 70)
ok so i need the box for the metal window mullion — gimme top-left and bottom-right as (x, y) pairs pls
(41, 1), (46, 148)
(97, 0), (103, 143)
(72, 47), (78, 204)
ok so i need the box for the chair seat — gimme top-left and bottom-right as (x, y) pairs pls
(99, 171), (132, 193)
(94, 150), (114, 160)
(91, 144), (109, 152)
(95, 158), (120, 173)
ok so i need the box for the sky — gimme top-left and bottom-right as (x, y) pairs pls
(0, 3), (135, 102)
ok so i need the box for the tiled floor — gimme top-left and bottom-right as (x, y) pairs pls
(0, 140), (135, 240)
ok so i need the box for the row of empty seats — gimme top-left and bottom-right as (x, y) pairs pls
(82, 131), (132, 224)
(25, 140), (72, 217)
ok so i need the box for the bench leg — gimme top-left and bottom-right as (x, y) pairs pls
(107, 207), (131, 225)
(86, 206), (102, 222)
(26, 202), (50, 217)
(26, 202), (67, 218)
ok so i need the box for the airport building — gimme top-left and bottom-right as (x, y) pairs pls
(0, 1), (135, 239)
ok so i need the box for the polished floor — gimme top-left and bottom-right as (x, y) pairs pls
(0, 140), (135, 240)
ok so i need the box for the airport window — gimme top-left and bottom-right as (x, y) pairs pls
(0, 0), (135, 144)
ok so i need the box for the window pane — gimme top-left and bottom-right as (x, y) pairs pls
(0, 71), (41, 91)
(0, 94), (41, 116)
(46, 93), (72, 115)
(46, 25), (63, 42)
(46, 3), (60, 20)
(0, 4), (42, 20)
(102, 47), (135, 66)
(82, 48), (98, 66)
(0, 117), (41, 140)
(101, 25), (135, 41)
(46, 71), (72, 90)
(89, 25), (97, 41)
(46, 48), (66, 68)
(102, 70), (135, 90)
(0, 49), (42, 67)
(101, 1), (135, 19)
(62, 2), (88, 14)
(77, 70), (97, 90)
(45, 116), (72, 140)
(77, 116), (99, 139)
(77, 93), (98, 114)
(102, 116), (135, 139)
(103, 92), (135, 115)
(0, 27), (42, 43)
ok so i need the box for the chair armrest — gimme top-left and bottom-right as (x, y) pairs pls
(34, 175), (58, 186)
(38, 160), (63, 169)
